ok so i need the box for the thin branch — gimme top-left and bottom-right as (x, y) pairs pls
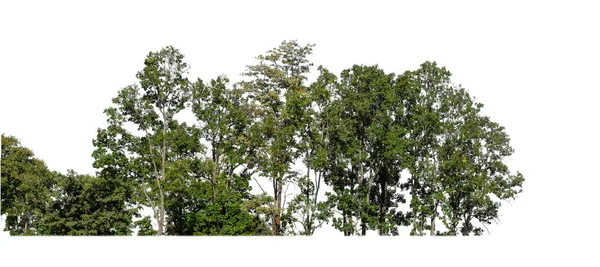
(252, 176), (267, 195)
(282, 182), (291, 209)
(147, 137), (160, 180)
(482, 223), (491, 235)
(141, 185), (158, 219)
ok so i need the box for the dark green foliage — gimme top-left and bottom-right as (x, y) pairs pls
(403, 62), (524, 236)
(1, 135), (53, 235)
(1, 42), (524, 236)
(93, 46), (195, 235)
(189, 174), (266, 236)
(324, 65), (411, 235)
(38, 170), (135, 235)
(283, 66), (336, 235)
(135, 216), (157, 236)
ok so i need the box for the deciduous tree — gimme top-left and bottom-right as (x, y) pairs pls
(1, 135), (53, 235)
(93, 45), (193, 235)
(241, 40), (315, 235)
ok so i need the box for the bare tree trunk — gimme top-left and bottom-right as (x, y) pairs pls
(305, 153), (311, 235)
(212, 145), (217, 203)
(430, 202), (438, 236)
(379, 177), (386, 236)
(275, 175), (283, 235)
(158, 187), (164, 236)
(158, 115), (167, 236)
(271, 172), (284, 236)
(343, 210), (349, 236)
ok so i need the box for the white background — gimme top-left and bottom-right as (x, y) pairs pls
(1, 0), (599, 265)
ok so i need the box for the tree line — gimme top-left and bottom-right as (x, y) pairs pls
(1, 40), (524, 236)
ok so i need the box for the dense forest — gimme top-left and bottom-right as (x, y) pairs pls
(1, 40), (524, 236)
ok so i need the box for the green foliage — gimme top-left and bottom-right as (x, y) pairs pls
(283, 66), (336, 235)
(38, 170), (135, 235)
(135, 216), (157, 236)
(403, 62), (525, 236)
(1, 134), (53, 235)
(2, 42), (524, 236)
(241, 40), (315, 235)
(324, 65), (411, 235)
(93, 45), (195, 235)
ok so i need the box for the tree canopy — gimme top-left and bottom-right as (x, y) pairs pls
(1, 40), (524, 236)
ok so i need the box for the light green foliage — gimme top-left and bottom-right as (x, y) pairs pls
(241, 40), (315, 235)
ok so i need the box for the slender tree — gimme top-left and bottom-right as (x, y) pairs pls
(285, 66), (336, 235)
(402, 62), (453, 236)
(93, 46), (193, 235)
(241, 40), (315, 235)
(163, 75), (272, 235)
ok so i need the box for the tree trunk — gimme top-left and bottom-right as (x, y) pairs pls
(430, 203), (438, 236)
(158, 189), (164, 236)
(24, 217), (29, 235)
(275, 175), (283, 235)
(343, 210), (349, 236)
(158, 115), (167, 236)
(212, 145), (217, 203)
(430, 216), (436, 236)
(305, 151), (311, 234)
(361, 222), (367, 236)
(379, 175), (387, 236)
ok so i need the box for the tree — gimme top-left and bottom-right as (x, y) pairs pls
(93, 45), (193, 235)
(402, 61), (453, 236)
(179, 75), (269, 235)
(241, 40), (315, 235)
(134, 216), (157, 236)
(325, 65), (410, 235)
(191, 75), (253, 204)
(38, 170), (136, 235)
(404, 62), (524, 236)
(436, 87), (524, 235)
(1, 134), (54, 235)
(283, 66), (336, 235)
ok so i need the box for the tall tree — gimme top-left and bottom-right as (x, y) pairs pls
(241, 40), (315, 235)
(159, 75), (271, 236)
(285, 66), (336, 235)
(93, 45), (193, 235)
(191, 75), (253, 204)
(436, 87), (524, 235)
(325, 65), (410, 235)
(1, 134), (53, 235)
(404, 62), (524, 236)
(402, 62), (453, 236)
